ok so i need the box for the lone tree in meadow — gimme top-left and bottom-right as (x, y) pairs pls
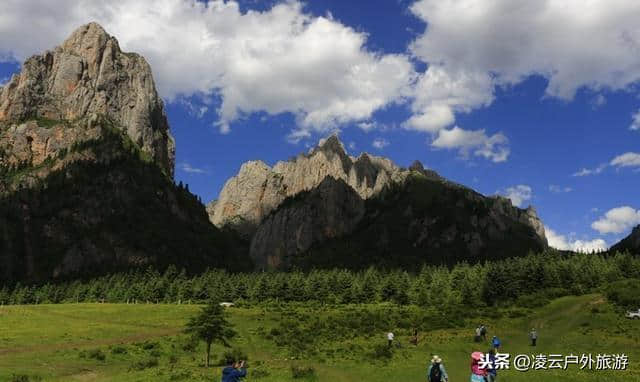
(184, 301), (236, 367)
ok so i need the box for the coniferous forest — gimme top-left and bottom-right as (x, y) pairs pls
(3, 251), (639, 310)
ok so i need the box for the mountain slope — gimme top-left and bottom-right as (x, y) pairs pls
(285, 172), (548, 269)
(0, 23), (249, 283)
(211, 135), (547, 269)
(609, 225), (640, 255)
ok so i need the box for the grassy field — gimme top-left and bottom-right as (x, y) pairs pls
(0, 294), (639, 381)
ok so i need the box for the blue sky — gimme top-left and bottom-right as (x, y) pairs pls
(1, 0), (639, 251)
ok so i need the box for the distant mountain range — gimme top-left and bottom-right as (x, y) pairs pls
(3, 23), (634, 283)
(208, 135), (549, 269)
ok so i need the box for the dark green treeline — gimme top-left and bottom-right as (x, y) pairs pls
(1, 251), (638, 307)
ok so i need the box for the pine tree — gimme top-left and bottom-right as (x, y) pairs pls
(184, 301), (236, 367)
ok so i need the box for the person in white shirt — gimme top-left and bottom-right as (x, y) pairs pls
(387, 331), (394, 347)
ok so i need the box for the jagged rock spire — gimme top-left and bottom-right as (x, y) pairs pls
(0, 22), (175, 176)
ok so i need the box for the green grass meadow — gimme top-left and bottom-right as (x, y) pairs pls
(1, 294), (639, 381)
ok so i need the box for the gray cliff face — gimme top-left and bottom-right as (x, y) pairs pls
(208, 134), (407, 235)
(211, 135), (548, 269)
(0, 22), (175, 176)
(249, 176), (365, 268)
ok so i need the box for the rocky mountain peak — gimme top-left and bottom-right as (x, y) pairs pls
(317, 133), (345, 153)
(208, 134), (405, 234)
(0, 22), (175, 176)
(409, 160), (425, 172)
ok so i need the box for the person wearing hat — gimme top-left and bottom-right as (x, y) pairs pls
(470, 351), (488, 382)
(427, 355), (449, 382)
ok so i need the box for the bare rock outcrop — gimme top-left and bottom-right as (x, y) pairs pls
(0, 22), (175, 176)
(208, 134), (407, 235)
(212, 134), (548, 269)
(249, 176), (365, 268)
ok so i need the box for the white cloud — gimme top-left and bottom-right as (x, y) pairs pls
(545, 226), (607, 253)
(178, 162), (207, 174)
(405, 66), (494, 133)
(631, 110), (640, 131)
(357, 122), (376, 132)
(549, 185), (572, 193)
(499, 185), (532, 207)
(573, 152), (640, 176)
(357, 121), (393, 133)
(407, 0), (640, 153)
(592, 206), (640, 234)
(610, 152), (640, 168)
(410, 0), (640, 100)
(286, 128), (312, 144)
(0, 0), (414, 135)
(572, 163), (607, 177)
(432, 126), (509, 162)
(372, 138), (389, 149)
(178, 98), (208, 119)
(0, 76), (8, 86)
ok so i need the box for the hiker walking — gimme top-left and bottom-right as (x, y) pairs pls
(387, 331), (395, 348)
(427, 355), (449, 382)
(486, 348), (498, 382)
(410, 328), (419, 346)
(221, 359), (246, 382)
(491, 335), (501, 350)
(474, 326), (482, 342)
(480, 324), (487, 341)
(470, 351), (488, 382)
(529, 328), (538, 346)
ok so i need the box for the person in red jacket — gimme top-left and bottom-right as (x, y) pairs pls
(470, 351), (488, 382)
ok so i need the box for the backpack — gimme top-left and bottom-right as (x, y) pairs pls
(429, 364), (442, 382)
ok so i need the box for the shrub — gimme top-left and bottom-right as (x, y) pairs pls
(251, 368), (271, 379)
(129, 357), (159, 371)
(140, 341), (159, 350)
(605, 279), (640, 309)
(168, 370), (192, 380)
(291, 365), (316, 379)
(10, 375), (42, 382)
(181, 339), (197, 352)
(79, 349), (106, 361)
(515, 292), (550, 308)
(217, 348), (249, 366)
(111, 345), (128, 354)
(371, 343), (393, 360)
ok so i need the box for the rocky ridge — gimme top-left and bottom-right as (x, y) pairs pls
(208, 134), (441, 235)
(210, 135), (548, 269)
